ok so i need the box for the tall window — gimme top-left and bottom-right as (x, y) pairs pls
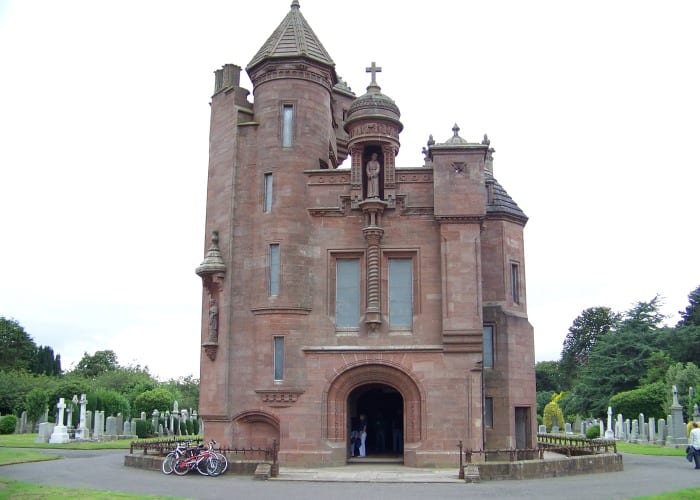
(511, 262), (520, 304)
(273, 336), (284, 381)
(483, 325), (494, 368)
(269, 244), (280, 296)
(484, 397), (493, 428)
(282, 104), (294, 148)
(388, 258), (412, 328)
(263, 173), (273, 212)
(336, 258), (360, 328)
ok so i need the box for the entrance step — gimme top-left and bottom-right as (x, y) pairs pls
(348, 456), (403, 465)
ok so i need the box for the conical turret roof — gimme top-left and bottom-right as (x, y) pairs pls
(247, 1), (334, 71)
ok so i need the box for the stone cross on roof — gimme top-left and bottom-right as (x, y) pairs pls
(366, 61), (382, 86)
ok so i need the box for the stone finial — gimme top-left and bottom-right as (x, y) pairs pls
(196, 230), (226, 277)
(365, 61), (382, 92)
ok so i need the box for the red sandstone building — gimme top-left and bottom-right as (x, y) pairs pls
(196, 1), (536, 467)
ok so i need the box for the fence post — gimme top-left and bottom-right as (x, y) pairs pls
(458, 440), (464, 479)
(271, 439), (279, 477)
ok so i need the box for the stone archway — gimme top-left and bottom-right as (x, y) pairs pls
(232, 409), (280, 449)
(324, 362), (424, 444)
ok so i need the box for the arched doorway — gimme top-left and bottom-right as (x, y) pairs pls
(231, 410), (280, 450)
(348, 383), (403, 458)
(324, 361), (424, 464)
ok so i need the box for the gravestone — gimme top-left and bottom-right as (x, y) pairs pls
(551, 425), (559, 434)
(18, 411), (27, 434)
(605, 407), (614, 439)
(116, 413), (124, 436)
(631, 419), (639, 443)
(658, 418), (666, 445)
(123, 420), (132, 436)
(158, 424), (164, 436)
(565, 422), (572, 434)
(35, 422), (55, 443)
(648, 417), (656, 443)
(574, 415), (583, 435)
(49, 398), (70, 444)
(77, 394), (89, 439)
(152, 410), (159, 433)
(624, 419), (631, 442)
(105, 416), (117, 436)
(86, 410), (92, 435)
(94, 411), (104, 438)
(639, 413), (647, 442)
(598, 419), (604, 438)
(615, 414), (624, 440)
(667, 386), (687, 446)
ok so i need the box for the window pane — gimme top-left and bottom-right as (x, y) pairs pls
(511, 263), (520, 304)
(389, 258), (412, 328)
(273, 336), (284, 380)
(264, 173), (273, 212)
(282, 105), (293, 148)
(336, 259), (360, 327)
(483, 325), (494, 368)
(270, 244), (280, 296)
(485, 397), (493, 427)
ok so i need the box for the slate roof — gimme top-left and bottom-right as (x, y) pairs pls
(247, 1), (334, 71)
(485, 170), (528, 223)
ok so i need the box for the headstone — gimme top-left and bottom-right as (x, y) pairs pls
(565, 422), (572, 434)
(551, 425), (559, 434)
(123, 420), (132, 436)
(639, 413), (647, 442)
(105, 416), (117, 436)
(86, 410), (93, 434)
(605, 407), (614, 439)
(574, 415), (583, 435)
(94, 411), (104, 438)
(667, 387), (687, 446)
(19, 411), (27, 434)
(631, 419), (639, 443)
(598, 419), (604, 438)
(116, 413), (124, 436)
(173, 401), (179, 413)
(151, 409), (159, 433)
(648, 417), (656, 443)
(35, 422), (55, 443)
(77, 394), (89, 439)
(658, 418), (666, 444)
(615, 414), (624, 440)
(158, 423), (164, 436)
(49, 398), (70, 444)
(624, 419), (631, 442)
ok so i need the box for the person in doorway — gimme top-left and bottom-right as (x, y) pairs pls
(349, 417), (359, 457)
(690, 421), (700, 469)
(358, 414), (368, 457)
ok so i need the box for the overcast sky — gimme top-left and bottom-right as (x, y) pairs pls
(1, 0), (698, 381)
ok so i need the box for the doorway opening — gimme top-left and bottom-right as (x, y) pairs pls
(347, 383), (403, 461)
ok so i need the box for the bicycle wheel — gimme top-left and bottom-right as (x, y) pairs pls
(173, 457), (190, 476)
(214, 452), (228, 474)
(196, 455), (212, 476)
(161, 452), (177, 475)
(206, 457), (222, 477)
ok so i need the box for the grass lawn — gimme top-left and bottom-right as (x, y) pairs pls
(631, 488), (700, 499)
(0, 478), (182, 499)
(0, 448), (60, 466)
(616, 441), (686, 456)
(0, 433), (131, 450)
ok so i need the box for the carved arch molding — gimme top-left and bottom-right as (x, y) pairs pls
(324, 362), (424, 444)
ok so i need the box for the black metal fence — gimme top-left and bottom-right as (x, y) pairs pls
(537, 433), (617, 456)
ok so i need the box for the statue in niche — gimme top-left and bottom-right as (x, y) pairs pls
(365, 153), (381, 199)
(208, 296), (219, 342)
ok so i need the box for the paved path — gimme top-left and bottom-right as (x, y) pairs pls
(0, 449), (698, 499)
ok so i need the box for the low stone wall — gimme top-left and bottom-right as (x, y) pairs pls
(476, 453), (623, 481)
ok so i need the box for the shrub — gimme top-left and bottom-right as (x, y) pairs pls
(87, 388), (130, 418)
(134, 419), (153, 438)
(0, 414), (18, 434)
(586, 425), (600, 439)
(608, 382), (666, 421)
(192, 418), (200, 435)
(543, 392), (565, 432)
(185, 419), (193, 435)
(132, 388), (175, 416)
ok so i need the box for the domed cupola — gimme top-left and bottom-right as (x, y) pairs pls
(344, 62), (402, 134)
(344, 62), (403, 209)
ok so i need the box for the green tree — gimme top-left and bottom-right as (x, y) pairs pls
(74, 350), (119, 378)
(565, 298), (664, 417)
(24, 388), (49, 428)
(93, 366), (157, 411)
(677, 285), (700, 327)
(543, 393), (565, 432)
(560, 307), (620, 389)
(31, 345), (61, 376)
(641, 351), (673, 385)
(665, 362), (700, 418)
(661, 324), (700, 364)
(132, 388), (175, 416)
(535, 361), (563, 392)
(86, 388), (130, 417)
(0, 370), (37, 415)
(160, 375), (199, 411)
(0, 317), (37, 371)
(608, 382), (666, 421)
(536, 391), (554, 417)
